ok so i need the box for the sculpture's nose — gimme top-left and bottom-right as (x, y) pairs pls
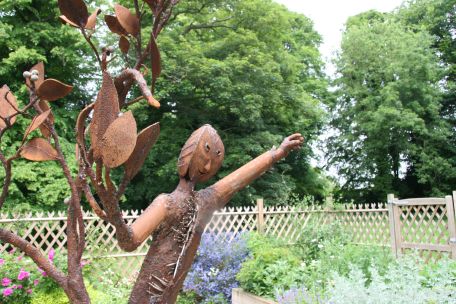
(204, 159), (211, 172)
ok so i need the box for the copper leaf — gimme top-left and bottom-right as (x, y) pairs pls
(104, 15), (128, 36)
(37, 79), (73, 101)
(58, 0), (89, 28)
(90, 72), (120, 160)
(25, 62), (45, 90)
(59, 15), (79, 27)
(119, 36), (130, 54)
(23, 110), (51, 140)
(114, 4), (139, 37)
(150, 33), (161, 87)
(147, 96), (160, 108)
(0, 85), (18, 130)
(20, 138), (59, 161)
(86, 8), (101, 30)
(124, 122), (160, 180)
(101, 111), (137, 168)
(38, 101), (54, 124)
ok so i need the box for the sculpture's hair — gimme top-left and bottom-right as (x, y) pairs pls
(177, 124), (221, 177)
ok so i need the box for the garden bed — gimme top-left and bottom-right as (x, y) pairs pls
(232, 288), (277, 304)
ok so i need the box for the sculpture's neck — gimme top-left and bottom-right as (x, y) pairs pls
(175, 178), (195, 195)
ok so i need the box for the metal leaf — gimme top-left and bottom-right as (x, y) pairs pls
(119, 36), (130, 54)
(0, 85), (18, 130)
(23, 110), (51, 140)
(114, 4), (139, 36)
(104, 15), (128, 36)
(124, 122), (160, 180)
(86, 8), (101, 30)
(90, 72), (120, 161)
(37, 79), (73, 101)
(101, 111), (137, 168)
(38, 101), (54, 124)
(58, 0), (88, 28)
(20, 138), (59, 161)
(25, 62), (45, 90)
(150, 33), (161, 90)
(59, 15), (79, 27)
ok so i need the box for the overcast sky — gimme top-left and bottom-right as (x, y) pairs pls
(275, 0), (405, 71)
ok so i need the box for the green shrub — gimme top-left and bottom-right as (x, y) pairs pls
(237, 233), (304, 297)
(327, 255), (456, 304)
(31, 285), (109, 304)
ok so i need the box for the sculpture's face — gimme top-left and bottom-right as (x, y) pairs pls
(178, 125), (225, 183)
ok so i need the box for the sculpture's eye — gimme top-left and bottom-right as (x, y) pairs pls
(205, 142), (210, 151)
(216, 150), (221, 156)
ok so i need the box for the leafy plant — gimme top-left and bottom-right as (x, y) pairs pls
(327, 255), (456, 304)
(0, 248), (60, 303)
(237, 233), (304, 298)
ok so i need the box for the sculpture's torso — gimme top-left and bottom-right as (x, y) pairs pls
(129, 187), (219, 304)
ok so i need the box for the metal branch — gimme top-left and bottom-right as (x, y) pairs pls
(115, 68), (159, 108)
(82, 183), (107, 220)
(81, 28), (102, 68)
(0, 152), (12, 209)
(0, 228), (68, 288)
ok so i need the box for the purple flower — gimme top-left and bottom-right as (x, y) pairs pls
(1, 278), (11, 287)
(16, 284), (22, 289)
(38, 268), (47, 277)
(48, 248), (55, 262)
(17, 269), (30, 281)
(16, 256), (22, 261)
(80, 260), (90, 267)
(2, 287), (13, 297)
(33, 279), (39, 286)
(0, 258), (4, 266)
(183, 232), (250, 303)
(26, 289), (33, 294)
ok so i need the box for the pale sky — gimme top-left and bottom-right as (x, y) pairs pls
(275, 0), (405, 72)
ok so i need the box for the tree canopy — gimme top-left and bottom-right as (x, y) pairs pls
(327, 3), (455, 202)
(1, 0), (330, 211)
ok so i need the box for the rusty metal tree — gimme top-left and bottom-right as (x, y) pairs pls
(0, 1), (304, 303)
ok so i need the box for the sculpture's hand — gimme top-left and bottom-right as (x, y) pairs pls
(277, 133), (304, 157)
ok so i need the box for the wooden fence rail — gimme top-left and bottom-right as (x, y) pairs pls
(1, 193), (454, 276)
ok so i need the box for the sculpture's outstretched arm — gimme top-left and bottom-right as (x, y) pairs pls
(211, 133), (304, 208)
(130, 194), (169, 244)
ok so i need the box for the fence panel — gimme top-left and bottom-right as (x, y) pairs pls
(1, 196), (453, 277)
(388, 194), (456, 261)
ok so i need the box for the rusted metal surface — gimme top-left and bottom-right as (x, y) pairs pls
(105, 15), (129, 36)
(58, 0), (89, 28)
(124, 122), (160, 180)
(0, 85), (18, 130)
(36, 79), (73, 101)
(90, 72), (120, 160)
(101, 111), (137, 168)
(128, 126), (303, 303)
(20, 138), (59, 161)
(115, 4), (140, 36)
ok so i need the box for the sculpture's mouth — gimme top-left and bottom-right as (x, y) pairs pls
(198, 168), (208, 175)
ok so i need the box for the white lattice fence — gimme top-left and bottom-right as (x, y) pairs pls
(0, 203), (391, 276)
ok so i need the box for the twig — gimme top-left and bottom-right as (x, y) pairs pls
(81, 28), (102, 68)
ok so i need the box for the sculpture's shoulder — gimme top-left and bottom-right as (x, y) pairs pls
(196, 186), (219, 206)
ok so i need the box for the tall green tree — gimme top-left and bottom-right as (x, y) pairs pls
(328, 12), (453, 202)
(122, 0), (329, 208)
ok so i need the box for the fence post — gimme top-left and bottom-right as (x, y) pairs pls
(387, 194), (399, 257)
(447, 193), (456, 259)
(256, 198), (265, 234)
